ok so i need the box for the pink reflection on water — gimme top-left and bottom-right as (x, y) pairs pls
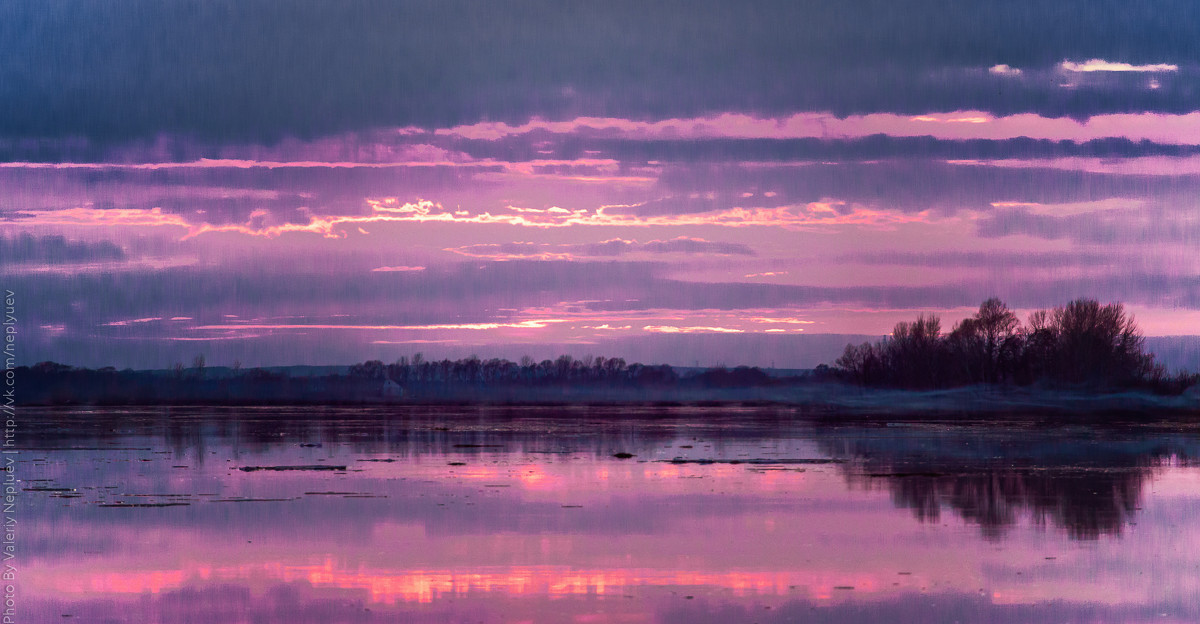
(58, 559), (897, 605)
(24, 410), (1200, 623)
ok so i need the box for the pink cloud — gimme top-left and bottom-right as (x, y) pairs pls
(370, 265), (426, 272)
(444, 237), (755, 260)
(434, 110), (1200, 145)
(8, 207), (193, 230)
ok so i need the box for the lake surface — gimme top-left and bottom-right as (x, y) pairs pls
(21, 406), (1200, 623)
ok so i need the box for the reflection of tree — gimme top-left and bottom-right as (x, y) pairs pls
(853, 466), (1146, 540)
(813, 426), (1184, 540)
(25, 405), (696, 458)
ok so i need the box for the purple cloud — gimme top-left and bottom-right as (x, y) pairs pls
(447, 238), (754, 259)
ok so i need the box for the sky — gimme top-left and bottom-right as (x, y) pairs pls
(3, 0), (1200, 369)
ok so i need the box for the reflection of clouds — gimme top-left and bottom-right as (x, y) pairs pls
(26, 408), (1200, 622)
(31, 582), (470, 624)
(34, 584), (1200, 624)
(53, 559), (877, 604)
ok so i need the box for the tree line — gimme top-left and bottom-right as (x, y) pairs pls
(348, 353), (678, 386)
(834, 297), (1196, 392)
(17, 354), (687, 404)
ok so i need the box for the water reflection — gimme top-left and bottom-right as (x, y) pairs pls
(810, 424), (1189, 539)
(23, 407), (1200, 623)
(661, 591), (1200, 624)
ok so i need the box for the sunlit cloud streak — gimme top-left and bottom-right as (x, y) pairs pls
(644, 326), (746, 334)
(7, 145), (1200, 243)
(5, 198), (928, 238)
(371, 266), (426, 272)
(1060, 59), (1178, 73)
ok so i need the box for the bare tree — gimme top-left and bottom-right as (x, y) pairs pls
(1050, 299), (1149, 385)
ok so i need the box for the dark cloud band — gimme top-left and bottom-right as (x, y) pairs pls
(4, 1), (1200, 142)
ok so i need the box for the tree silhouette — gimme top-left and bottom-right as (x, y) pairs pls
(836, 297), (1191, 392)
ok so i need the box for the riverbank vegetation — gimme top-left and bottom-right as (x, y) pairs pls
(835, 298), (1196, 393)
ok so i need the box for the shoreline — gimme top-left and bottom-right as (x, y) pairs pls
(17, 383), (1199, 418)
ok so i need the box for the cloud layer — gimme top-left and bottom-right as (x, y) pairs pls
(4, 2), (1200, 367)
(5, 1), (1200, 143)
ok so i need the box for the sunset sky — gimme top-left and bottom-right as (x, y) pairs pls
(4, 1), (1200, 368)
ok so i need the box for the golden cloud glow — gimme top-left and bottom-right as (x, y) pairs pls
(102, 197), (926, 239)
(744, 271), (788, 278)
(749, 317), (815, 325)
(988, 64), (1023, 76)
(1060, 59), (1178, 73)
(193, 320), (562, 331)
(643, 325), (745, 334)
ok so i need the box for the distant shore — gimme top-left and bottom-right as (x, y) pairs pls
(17, 380), (1199, 417)
(17, 346), (1198, 417)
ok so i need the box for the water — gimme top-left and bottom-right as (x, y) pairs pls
(20, 406), (1200, 623)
